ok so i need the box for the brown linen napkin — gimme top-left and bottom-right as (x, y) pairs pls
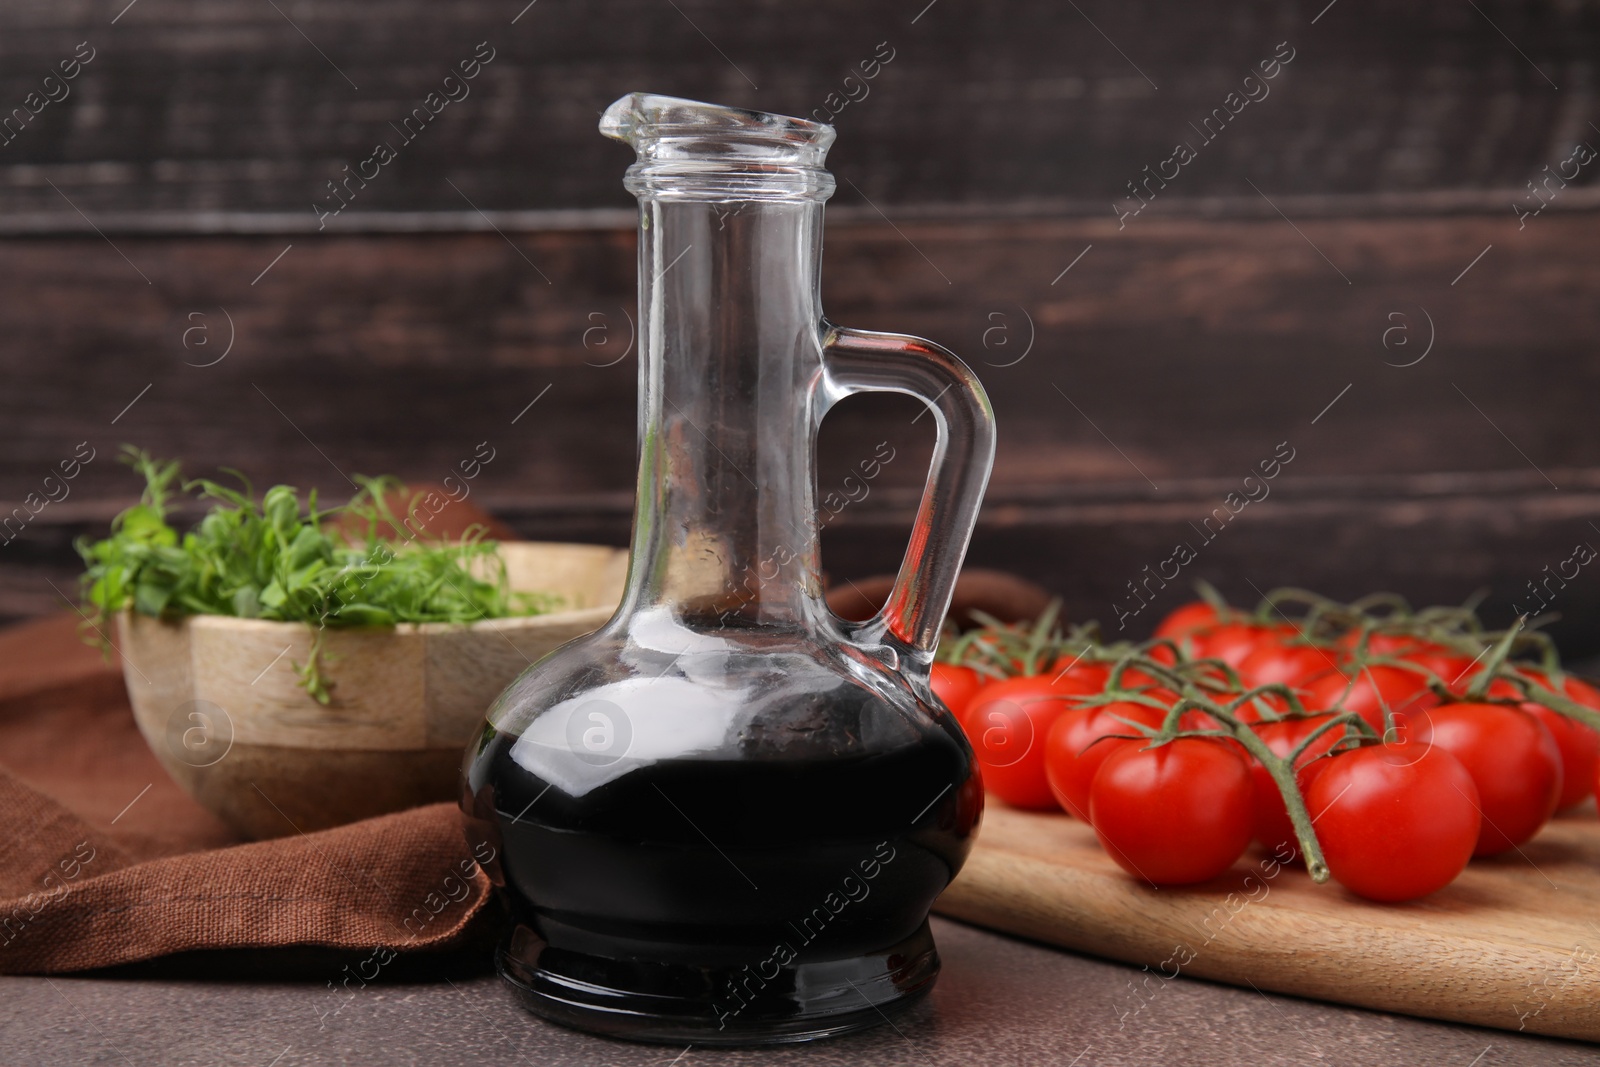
(0, 614), (494, 974)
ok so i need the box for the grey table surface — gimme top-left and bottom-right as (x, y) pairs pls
(3, 918), (1596, 1067)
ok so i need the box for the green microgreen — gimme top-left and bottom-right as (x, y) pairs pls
(77, 448), (561, 702)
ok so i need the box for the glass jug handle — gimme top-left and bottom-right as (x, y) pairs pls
(820, 323), (997, 662)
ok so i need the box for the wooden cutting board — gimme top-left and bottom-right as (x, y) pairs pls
(935, 801), (1600, 1042)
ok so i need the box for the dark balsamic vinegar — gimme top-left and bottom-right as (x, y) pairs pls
(461, 678), (982, 1044)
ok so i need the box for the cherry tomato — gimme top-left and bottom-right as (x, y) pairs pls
(1107, 664), (1161, 689)
(1154, 601), (1222, 639)
(1194, 623), (1291, 670)
(1480, 678), (1524, 700)
(1558, 677), (1600, 797)
(930, 663), (984, 718)
(1247, 715), (1342, 860)
(1404, 649), (1481, 691)
(1301, 665), (1436, 732)
(1516, 673), (1600, 810)
(1561, 681), (1600, 806)
(1522, 703), (1600, 810)
(1236, 642), (1338, 689)
(1043, 700), (1167, 820)
(1089, 738), (1255, 885)
(1416, 702), (1562, 856)
(962, 669), (1108, 810)
(1439, 666), (1522, 702)
(1146, 641), (1180, 666)
(1334, 630), (1427, 659)
(1307, 741), (1480, 902)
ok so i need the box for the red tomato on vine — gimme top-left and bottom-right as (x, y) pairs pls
(1236, 642), (1338, 688)
(1523, 701), (1600, 810)
(1333, 631), (1406, 657)
(1089, 738), (1255, 885)
(1194, 623), (1292, 670)
(1406, 649), (1482, 692)
(1154, 601), (1222, 639)
(1043, 700), (1168, 821)
(930, 663), (984, 718)
(962, 668), (1108, 810)
(1416, 702), (1562, 856)
(1307, 740), (1480, 902)
(1301, 665), (1436, 732)
(1517, 673), (1600, 810)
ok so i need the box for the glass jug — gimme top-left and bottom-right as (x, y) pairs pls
(461, 92), (996, 1045)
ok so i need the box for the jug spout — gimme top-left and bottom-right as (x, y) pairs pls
(599, 92), (836, 201)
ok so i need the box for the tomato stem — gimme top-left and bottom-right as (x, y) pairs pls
(1126, 675), (1348, 885)
(1228, 719), (1332, 883)
(1464, 620), (1523, 701)
(1517, 678), (1600, 734)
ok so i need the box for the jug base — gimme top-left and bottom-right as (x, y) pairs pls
(496, 918), (940, 1046)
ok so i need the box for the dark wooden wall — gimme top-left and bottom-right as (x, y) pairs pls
(3, 1), (1599, 651)
(5, 0), (1596, 215)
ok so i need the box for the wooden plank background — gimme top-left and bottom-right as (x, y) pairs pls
(2, 0), (1596, 215)
(2, 0), (1598, 653)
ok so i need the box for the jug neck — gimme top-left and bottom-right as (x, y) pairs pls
(619, 194), (832, 629)
(602, 95), (842, 632)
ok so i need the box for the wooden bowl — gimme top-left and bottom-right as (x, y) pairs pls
(118, 542), (629, 840)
